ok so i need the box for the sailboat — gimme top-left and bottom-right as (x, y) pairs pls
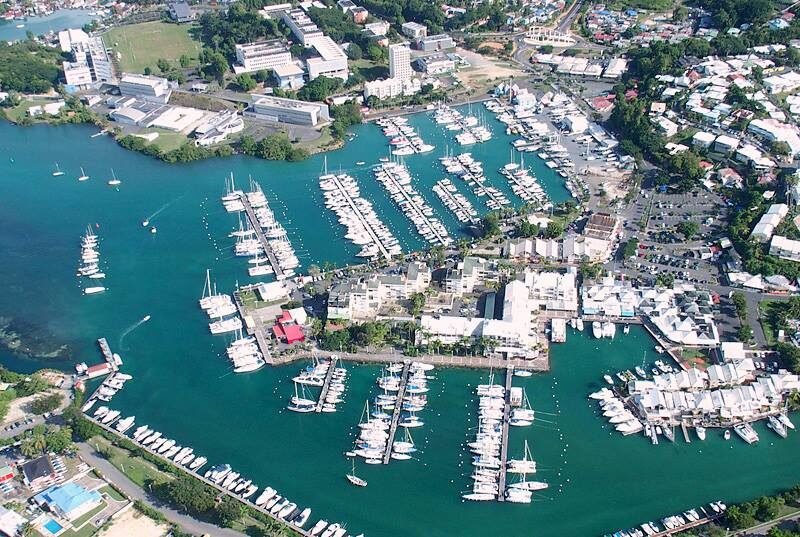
(52, 163), (65, 177)
(287, 382), (315, 413)
(78, 167), (89, 181)
(506, 439), (536, 474)
(108, 169), (121, 186)
(345, 459), (367, 487)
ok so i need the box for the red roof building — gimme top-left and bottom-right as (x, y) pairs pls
(272, 311), (306, 345)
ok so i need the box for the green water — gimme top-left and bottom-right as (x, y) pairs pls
(0, 119), (797, 537)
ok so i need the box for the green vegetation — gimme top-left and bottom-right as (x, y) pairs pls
(238, 133), (309, 161)
(656, 272), (675, 287)
(19, 424), (74, 457)
(116, 134), (233, 163)
(731, 292), (748, 321)
(579, 262), (603, 280)
(697, 0), (773, 30)
(0, 41), (63, 93)
(329, 100), (362, 141)
(480, 212), (502, 238)
(606, 0), (674, 10)
(105, 22), (202, 74)
(297, 76), (343, 102)
(70, 501), (107, 528)
(676, 221), (699, 240)
(737, 323), (754, 344)
(29, 392), (63, 415)
(196, 4), (282, 62)
(622, 238), (639, 259)
(100, 485), (126, 502)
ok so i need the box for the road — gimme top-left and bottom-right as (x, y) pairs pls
(77, 443), (245, 537)
(737, 510), (800, 535)
(0, 388), (73, 440)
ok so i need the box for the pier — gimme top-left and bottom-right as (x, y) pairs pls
(97, 338), (121, 370)
(497, 367), (514, 502)
(681, 422), (691, 443)
(237, 192), (285, 281)
(382, 362), (411, 464)
(326, 173), (392, 259)
(375, 164), (451, 246)
(86, 416), (314, 537)
(315, 356), (338, 413)
(432, 179), (478, 224)
(232, 290), (275, 365)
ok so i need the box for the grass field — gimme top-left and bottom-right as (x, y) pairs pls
(104, 21), (202, 74)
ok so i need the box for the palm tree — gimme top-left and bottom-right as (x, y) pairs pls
(20, 433), (46, 458)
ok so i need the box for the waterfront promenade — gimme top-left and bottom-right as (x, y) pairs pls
(85, 416), (313, 537)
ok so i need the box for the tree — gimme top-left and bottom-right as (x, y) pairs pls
(731, 292), (747, 320)
(346, 43), (363, 60)
(544, 221), (564, 239)
(480, 212), (501, 238)
(297, 75), (342, 102)
(579, 262), (602, 280)
(44, 425), (73, 454)
(235, 72), (256, 92)
(156, 58), (171, 74)
(737, 324), (754, 344)
(772, 141), (792, 157)
(410, 293), (425, 316)
(179, 54), (191, 68)
(677, 221), (699, 240)
(20, 432), (46, 457)
(755, 496), (784, 521)
(725, 504), (757, 529)
(144, 66), (153, 76)
(656, 272), (675, 288)
(215, 497), (243, 527)
(29, 392), (62, 415)
(622, 238), (638, 258)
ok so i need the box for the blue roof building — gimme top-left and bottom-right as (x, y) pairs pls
(35, 483), (103, 522)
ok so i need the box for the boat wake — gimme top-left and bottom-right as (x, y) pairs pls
(118, 315), (151, 350)
(144, 196), (183, 224)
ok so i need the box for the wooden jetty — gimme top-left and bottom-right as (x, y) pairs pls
(315, 357), (338, 413)
(497, 367), (514, 502)
(237, 192), (285, 281)
(86, 416), (314, 537)
(382, 362), (411, 464)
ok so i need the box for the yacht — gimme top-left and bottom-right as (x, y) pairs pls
(293, 507), (311, 527)
(734, 423), (759, 444)
(603, 374), (614, 385)
(778, 412), (795, 430)
(84, 286), (106, 295)
(767, 415), (788, 438)
(107, 169), (121, 186)
(592, 321), (602, 339)
(346, 459), (367, 487)
(695, 425), (706, 441)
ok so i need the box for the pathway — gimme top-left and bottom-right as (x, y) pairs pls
(76, 443), (245, 537)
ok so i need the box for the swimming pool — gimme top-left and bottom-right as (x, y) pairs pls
(43, 518), (63, 535)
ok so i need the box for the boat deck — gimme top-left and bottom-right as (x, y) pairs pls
(315, 357), (338, 413)
(382, 362), (411, 464)
(237, 192), (285, 280)
(497, 367), (514, 502)
(326, 173), (393, 259)
(376, 165), (450, 247)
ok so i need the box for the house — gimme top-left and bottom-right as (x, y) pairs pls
(21, 455), (58, 491)
(718, 167), (743, 189)
(750, 203), (789, 243)
(692, 131), (715, 149)
(350, 7), (368, 23)
(713, 134), (740, 154)
(0, 506), (26, 537)
(272, 310), (306, 344)
(34, 482), (103, 522)
(168, 1), (194, 23)
(770, 235), (800, 262)
(0, 465), (13, 485)
(748, 118), (800, 157)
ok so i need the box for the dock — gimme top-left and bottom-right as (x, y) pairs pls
(97, 338), (121, 370)
(86, 416), (314, 537)
(497, 367), (514, 502)
(232, 290), (275, 365)
(237, 192), (285, 280)
(315, 357), (338, 413)
(382, 362), (411, 464)
(326, 173), (392, 259)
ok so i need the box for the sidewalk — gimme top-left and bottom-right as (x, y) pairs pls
(77, 442), (244, 537)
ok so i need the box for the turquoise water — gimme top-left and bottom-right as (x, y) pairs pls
(43, 518), (63, 535)
(0, 9), (98, 42)
(0, 118), (797, 537)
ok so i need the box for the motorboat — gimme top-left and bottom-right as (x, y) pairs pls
(695, 426), (706, 441)
(734, 423), (759, 444)
(592, 321), (602, 339)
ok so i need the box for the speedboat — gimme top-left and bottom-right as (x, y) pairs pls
(695, 425), (706, 441)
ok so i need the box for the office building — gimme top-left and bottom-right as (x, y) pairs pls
(415, 54), (456, 74)
(118, 73), (172, 103)
(233, 40), (292, 74)
(417, 34), (455, 52)
(281, 8), (324, 45)
(363, 77), (421, 100)
(306, 36), (348, 80)
(59, 30), (114, 88)
(401, 21), (427, 39)
(247, 95), (330, 126)
(273, 63), (306, 89)
(389, 42), (412, 81)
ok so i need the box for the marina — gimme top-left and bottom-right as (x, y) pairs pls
(439, 152), (511, 211)
(319, 168), (400, 260)
(376, 116), (435, 156)
(3, 121), (800, 537)
(432, 179), (479, 225)
(433, 105), (493, 146)
(373, 162), (452, 247)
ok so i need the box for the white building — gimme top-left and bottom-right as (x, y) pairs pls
(233, 40), (292, 74)
(750, 203), (789, 243)
(770, 235), (800, 262)
(118, 73), (172, 103)
(273, 63), (306, 89)
(522, 270), (578, 312)
(692, 130), (716, 149)
(401, 21), (427, 39)
(363, 77), (420, 100)
(389, 42), (413, 81)
(713, 134), (740, 153)
(306, 36), (348, 81)
(763, 71), (800, 94)
(444, 257), (495, 296)
(247, 95), (330, 126)
(747, 118), (800, 157)
(60, 31), (114, 88)
(281, 9), (324, 45)
(564, 114), (589, 134)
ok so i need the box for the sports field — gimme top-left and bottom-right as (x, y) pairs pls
(104, 21), (202, 74)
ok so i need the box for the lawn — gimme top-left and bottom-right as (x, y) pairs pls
(70, 501), (107, 529)
(91, 437), (172, 488)
(104, 21), (202, 74)
(100, 485), (126, 502)
(145, 130), (188, 153)
(3, 97), (56, 123)
(760, 300), (784, 346)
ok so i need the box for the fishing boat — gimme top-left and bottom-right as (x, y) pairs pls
(52, 163), (65, 177)
(345, 459), (367, 487)
(78, 167), (89, 181)
(107, 169), (121, 186)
